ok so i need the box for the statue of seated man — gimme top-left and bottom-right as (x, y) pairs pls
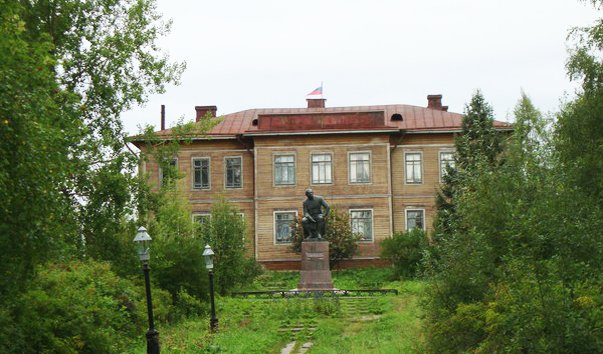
(302, 188), (330, 240)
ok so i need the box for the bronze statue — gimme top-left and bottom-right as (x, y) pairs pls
(302, 188), (330, 240)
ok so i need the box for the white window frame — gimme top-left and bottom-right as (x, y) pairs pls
(349, 208), (374, 242)
(404, 151), (423, 185)
(310, 152), (333, 185)
(159, 158), (178, 186)
(224, 156), (243, 189)
(405, 208), (426, 231)
(439, 149), (456, 183)
(273, 153), (296, 186)
(272, 209), (298, 246)
(191, 157), (211, 190)
(348, 151), (372, 184)
(192, 212), (211, 225)
(273, 210), (298, 245)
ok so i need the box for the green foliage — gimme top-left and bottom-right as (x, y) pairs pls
(380, 229), (429, 279)
(429, 302), (487, 353)
(146, 188), (210, 313)
(433, 90), (502, 241)
(124, 269), (424, 353)
(0, 0), (184, 303)
(0, 0), (81, 300)
(425, 85), (603, 353)
(9, 260), (170, 354)
(290, 207), (361, 267)
(456, 90), (502, 171)
(199, 197), (261, 295)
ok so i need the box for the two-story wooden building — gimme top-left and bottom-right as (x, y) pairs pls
(132, 95), (511, 269)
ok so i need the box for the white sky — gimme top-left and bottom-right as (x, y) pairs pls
(121, 0), (598, 134)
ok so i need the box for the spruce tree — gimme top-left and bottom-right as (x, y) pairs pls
(456, 90), (502, 172)
(433, 90), (501, 238)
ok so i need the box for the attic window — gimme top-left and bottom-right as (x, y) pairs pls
(252, 118), (258, 126)
(391, 113), (403, 121)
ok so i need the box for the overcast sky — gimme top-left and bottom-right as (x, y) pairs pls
(121, 0), (598, 134)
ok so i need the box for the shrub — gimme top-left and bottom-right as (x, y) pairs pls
(428, 302), (487, 353)
(151, 232), (210, 303)
(290, 207), (361, 267)
(380, 229), (429, 279)
(12, 260), (172, 354)
(199, 197), (261, 295)
(147, 188), (210, 307)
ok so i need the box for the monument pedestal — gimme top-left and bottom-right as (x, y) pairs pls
(297, 241), (334, 290)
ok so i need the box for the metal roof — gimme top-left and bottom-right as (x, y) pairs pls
(148, 104), (512, 138)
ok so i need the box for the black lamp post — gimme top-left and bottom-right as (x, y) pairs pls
(202, 244), (218, 332)
(133, 226), (160, 354)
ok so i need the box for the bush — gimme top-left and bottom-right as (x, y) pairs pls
(199, 197), (261, 295)
(428, 302), (487, 353)
(146, 188), (210, 310)
(12, 260), (172, 354)
(151, 232), (210, 303)
(290, 207), (361, 267)
(380, 229), (429, 279)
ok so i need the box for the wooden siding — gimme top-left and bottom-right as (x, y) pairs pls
(255, 197), (391, 261)
(139, 131), (457, 265)
(390, 133), (454, 234)
(254, 134), (390, 198)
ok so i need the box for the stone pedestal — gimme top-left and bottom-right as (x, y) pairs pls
(297, 241), (334, 290)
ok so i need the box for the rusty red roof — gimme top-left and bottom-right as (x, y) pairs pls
(149, 104), (512, 138)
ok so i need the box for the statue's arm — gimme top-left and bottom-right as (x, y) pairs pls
(322, 198), (330, 217)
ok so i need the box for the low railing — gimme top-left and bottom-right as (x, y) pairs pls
(231, 289), (398, 299)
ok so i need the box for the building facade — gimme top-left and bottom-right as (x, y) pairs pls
(133, 95), (511, 269)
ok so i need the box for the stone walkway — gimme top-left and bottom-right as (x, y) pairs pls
(277, 297), (383, 353)
(280, 341), (313, 354)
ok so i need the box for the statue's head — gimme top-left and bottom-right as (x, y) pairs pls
(305, 188), (314, 199)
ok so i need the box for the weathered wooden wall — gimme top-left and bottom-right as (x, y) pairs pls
(140, 131), (455, 267)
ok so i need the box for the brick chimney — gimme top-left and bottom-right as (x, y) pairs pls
(161, 104), (166, 130)
(427, 95), (448, 111)
(195, 105), (217, 122)
(307, 98), (326, 109)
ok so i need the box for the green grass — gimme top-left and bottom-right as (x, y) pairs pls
(126, 268), (426, 353)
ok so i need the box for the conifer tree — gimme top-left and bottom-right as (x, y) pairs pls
(434, 90), (501, 238)
(456, 90), (502, 172)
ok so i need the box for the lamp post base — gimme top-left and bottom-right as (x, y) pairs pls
(210, 318), (219, 332)
(146, 328), (160, 354)
(208, 270), (219, 333)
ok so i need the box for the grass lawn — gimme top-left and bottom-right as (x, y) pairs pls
(126, 268), (426, 353)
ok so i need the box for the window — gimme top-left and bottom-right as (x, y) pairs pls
(192, 213), (211, 225)
(274, 211), (296, 244)
(405, 209), (425, 231)
(274, 154), (295, 185)
(405, 152), (422, 184)
(159, 158), (178, 186)
(439, 151), (455, 181)
(349, 152), (370, 183)
(192, 157), (210, 189)
(311, 153), (332, 184)
(225, 156), (242, 188)
(350, 209), (373, 241)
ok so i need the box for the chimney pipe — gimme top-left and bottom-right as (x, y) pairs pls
(195, 106), (217, 122)
(427, 95), (444, 110)
(307, 98), (326, 109)
(161, 105), (165, 130)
